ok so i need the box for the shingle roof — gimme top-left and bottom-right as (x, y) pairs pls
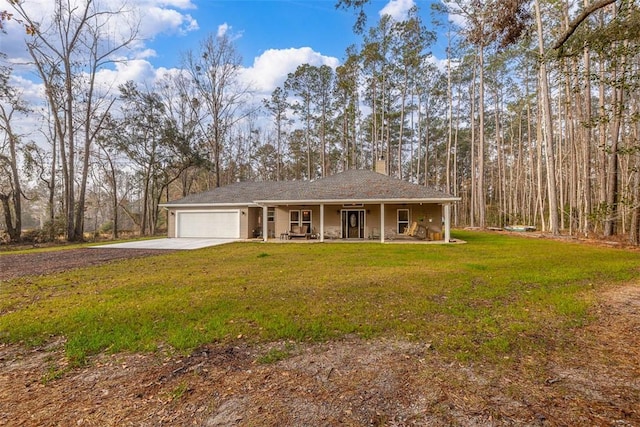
(162, 169), (458, 206)
(161, 181), (297, 205)
(272, 169), (457, 202)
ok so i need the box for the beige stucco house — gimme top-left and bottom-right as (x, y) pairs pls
(160, 169), (459, 243)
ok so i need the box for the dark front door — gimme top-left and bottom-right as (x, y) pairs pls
(342, 210), (365, 239)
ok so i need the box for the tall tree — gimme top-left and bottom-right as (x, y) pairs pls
(94, 114), (128, 239)
(334, 46), (360, 171)
(361, 14), (394, 173)
(9, 0), (138, 241)
(183, 33), (250, 188)
(390, 6), (433, 180)
(263, 86), (289, 181)
(285, 63), (332, 179)
(517, 0), (558, 235)
(117, 81), (166, 236)
(0, 65), (28, 242)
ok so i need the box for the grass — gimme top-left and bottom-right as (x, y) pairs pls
(1, 230), (638, 365)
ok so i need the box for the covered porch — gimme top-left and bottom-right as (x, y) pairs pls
(251, 201), (454, 243)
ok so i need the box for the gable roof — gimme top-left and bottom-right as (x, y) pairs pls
(162, 169), (459, 207)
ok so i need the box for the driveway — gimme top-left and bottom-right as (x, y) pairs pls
(92, 238), (239, 250)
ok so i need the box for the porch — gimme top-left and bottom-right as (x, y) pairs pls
(250, 202), (454, 244)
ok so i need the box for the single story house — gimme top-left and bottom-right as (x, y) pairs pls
(160, 169), (460, 243)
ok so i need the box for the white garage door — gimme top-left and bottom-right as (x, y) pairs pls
(176, 211), (240, 238)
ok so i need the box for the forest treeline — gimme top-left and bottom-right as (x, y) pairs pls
(1, 0), (640, 243)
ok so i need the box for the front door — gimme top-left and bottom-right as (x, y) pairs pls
(341, 210), (365, 239)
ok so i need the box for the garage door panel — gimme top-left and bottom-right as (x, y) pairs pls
(177, 211), (240, 238)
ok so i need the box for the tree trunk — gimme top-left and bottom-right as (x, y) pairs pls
(477, 45), (486, 228)
(535, 0), (559, 235)
(582, 34), (592, 236)
(604, 53), (624, 236)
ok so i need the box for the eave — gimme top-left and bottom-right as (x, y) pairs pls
(253, 197), (461, 205)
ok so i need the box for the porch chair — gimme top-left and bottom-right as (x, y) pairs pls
(403, 222), (418, 237)
(289, 225), (309, 239)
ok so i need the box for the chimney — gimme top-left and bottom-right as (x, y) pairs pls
(375, 157), (387, 175)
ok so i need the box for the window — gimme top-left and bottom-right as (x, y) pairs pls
(289, 209), (312, 233)
(267, 207), (275, 222)
(397, 209), (409, 234)
(289, 210), (300, 230)
(301, 209), (312, 232)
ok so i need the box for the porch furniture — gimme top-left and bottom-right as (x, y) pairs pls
(403, 222), (418, 237)
(399, 222), (428, 240)
(414, 224), (428, 239)
(368, 228), (380, 240)
(289, 225), (309, 239)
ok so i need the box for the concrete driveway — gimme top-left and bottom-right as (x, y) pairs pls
(92, 238), (239, 250)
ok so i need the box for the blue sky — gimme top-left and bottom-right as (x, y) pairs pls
(1, 0), (446, 119)
(146, 0), (441, 69)
(142, 0), (442, 67)
(171, 0), (362, 67)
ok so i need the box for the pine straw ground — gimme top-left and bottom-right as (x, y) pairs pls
(0, 248), (639, 426)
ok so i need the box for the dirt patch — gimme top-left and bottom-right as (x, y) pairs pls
(0, 248), (172, 281)
(0, 249), (639, 425)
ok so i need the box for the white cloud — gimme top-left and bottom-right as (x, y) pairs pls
(7, 74), (44, 111)
(217, 22), (230, 38)
(155, 0), (197, 8)
(1, 0), (198, 59)
(241, 47), (340, 95)
(95, 59), (158, 91)
(440, 0), (470, 30)
(138, 6), (199, 39)
(215, 22), (243, 42)
(379, 0), (415, 21)
(425, 54), (452, 72)
(135, 49), (158, 60)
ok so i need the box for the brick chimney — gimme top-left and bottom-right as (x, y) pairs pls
(375, 157), (387, 175)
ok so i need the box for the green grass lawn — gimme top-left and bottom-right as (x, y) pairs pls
(1, 230), (638, 365)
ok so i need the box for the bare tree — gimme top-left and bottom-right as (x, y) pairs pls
(0, 65), (28, 242)
(183, 33), (250, 188)
(9, 0), (139, 241)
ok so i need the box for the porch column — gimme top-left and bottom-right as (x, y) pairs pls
(262, 206), (268, 242)
(320, 204), (325, 242)
(444, 203), (451, 243)
(380, 203), (385, 243)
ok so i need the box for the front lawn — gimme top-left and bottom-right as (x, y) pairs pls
(1, 231), (638, 364)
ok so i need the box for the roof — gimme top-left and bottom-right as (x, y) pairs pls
(161, 181), (298, 206)
(161, 169), (459, 207)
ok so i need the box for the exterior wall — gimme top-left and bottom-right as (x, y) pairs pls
(168, 202), (446, 241)
(376, 204), (443, 240)
(323, 206), (344, 239)
(167, 208), (176, 237)
(381, 204), (444, 240)
(273, 203), (444, 240)
(274, 205), (322, 236)
(239, 207), (250, 238)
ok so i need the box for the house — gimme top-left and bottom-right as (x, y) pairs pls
(160, 169), (460, 243)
